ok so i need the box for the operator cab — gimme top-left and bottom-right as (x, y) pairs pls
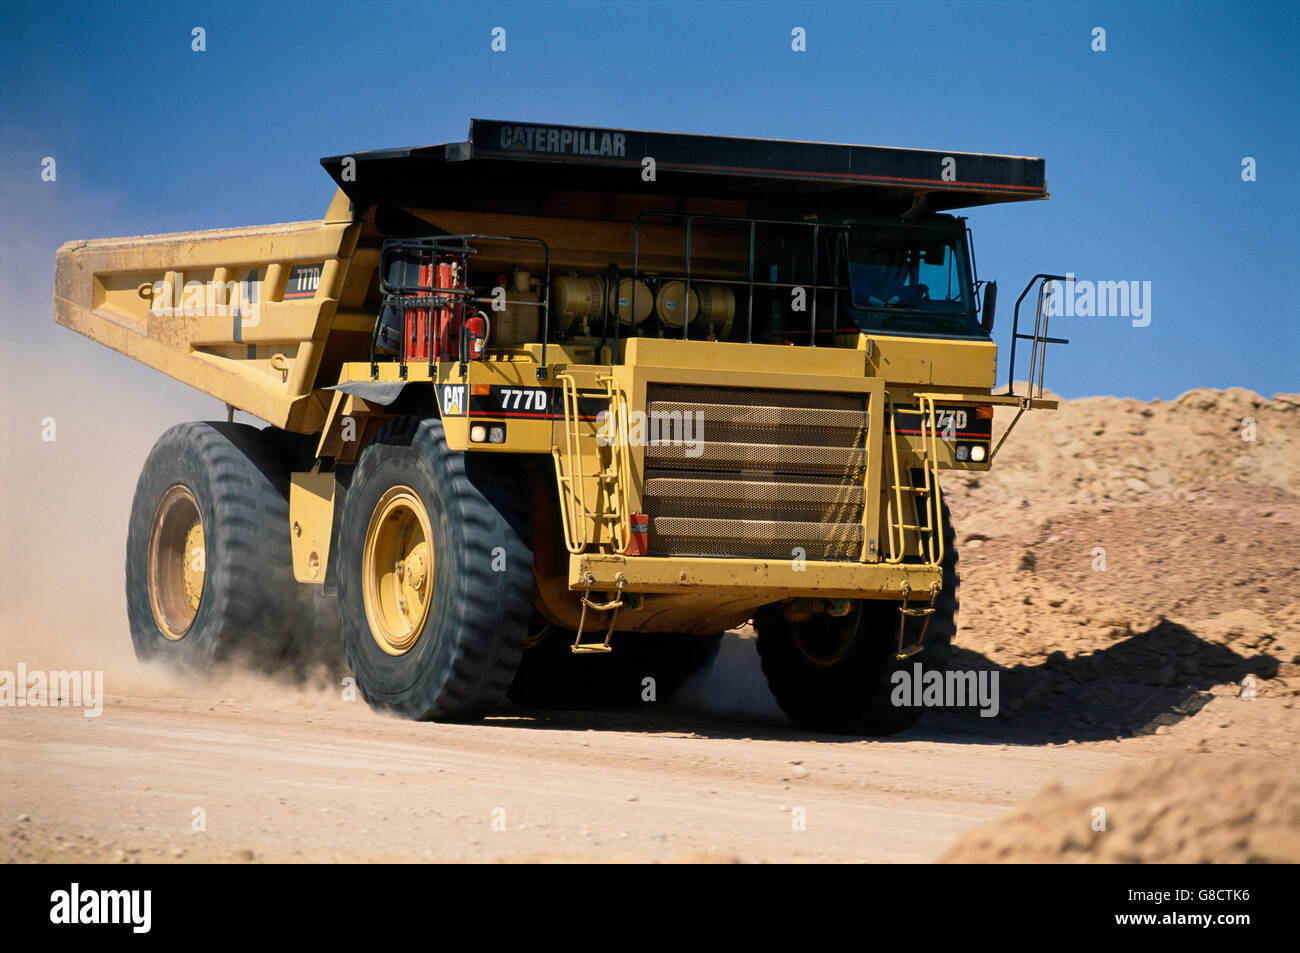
(843, 218), (982, 338)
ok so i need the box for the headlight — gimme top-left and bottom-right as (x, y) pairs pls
(970, 445), (987, 462)
(955, 445), (970, 461)
(470, 425), (487, 442)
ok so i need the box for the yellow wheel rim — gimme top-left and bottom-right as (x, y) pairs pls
(362, 486), (434, 656)
(147, 485), (206, 640)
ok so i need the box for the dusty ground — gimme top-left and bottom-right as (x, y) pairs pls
(2, 387), (1297, 863)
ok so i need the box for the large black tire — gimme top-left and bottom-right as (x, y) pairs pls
(336, 416), (532, 720)
(508, 623), (722, 709)
(126, 421), (319, 672)
(755, 503), (959, 734)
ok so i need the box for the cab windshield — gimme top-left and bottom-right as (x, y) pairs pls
(845, 225), (978, 336)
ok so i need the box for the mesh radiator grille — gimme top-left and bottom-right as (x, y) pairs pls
(642, 384), (869, 560)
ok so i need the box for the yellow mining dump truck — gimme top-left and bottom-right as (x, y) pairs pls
(54, 120), (1066, 732)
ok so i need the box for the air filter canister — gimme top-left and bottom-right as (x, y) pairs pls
(655, 280), (700, 328)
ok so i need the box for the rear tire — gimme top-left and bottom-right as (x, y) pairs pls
(126, 422), (314, 672)
(337, 416), (533, 720)
(755, 503), (959, 734)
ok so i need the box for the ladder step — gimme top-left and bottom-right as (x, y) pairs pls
(571, 643), (614, 655)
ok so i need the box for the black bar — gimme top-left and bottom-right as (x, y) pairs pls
(13, 862), (1285, 939)
(1015, 334), (1070, 345)
(683, 216), (692, 341)
(809, 223), (820, 346)
(746, 221), (755, 343)
(536, 244), (550, 380)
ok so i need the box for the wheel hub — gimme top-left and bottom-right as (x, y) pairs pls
(147, 485), (206, 640)
(403, 548), (428, 591)
(791, 604), (862, 668)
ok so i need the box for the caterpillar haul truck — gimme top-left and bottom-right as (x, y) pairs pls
(53, 120), (1065, 733)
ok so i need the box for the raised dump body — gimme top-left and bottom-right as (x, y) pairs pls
(55, 120), (1065, 732)
(54, 193), (369, 431)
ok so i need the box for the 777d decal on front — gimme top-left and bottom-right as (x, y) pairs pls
(891, 405), (993, 442)
(466, 385), (605, 421)
(471, 386), (552, 418)
(496, 387), (550, 414)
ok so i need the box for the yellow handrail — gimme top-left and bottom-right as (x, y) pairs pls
(884, 398), (907, 564)
(916, 395), (945, 567)
(883, 396), (944, 568)
(858, 394), (875, 562)
(597, 375), (633, 554)
(551, 372), (586, 553)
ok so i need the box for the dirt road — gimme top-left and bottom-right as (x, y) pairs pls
(0, 666), (1196, 864)
(3, 622), (1293, 864)
(3, 387), (1297, 863)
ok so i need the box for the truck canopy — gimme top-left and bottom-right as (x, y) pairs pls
(321, 119), (1047, 223)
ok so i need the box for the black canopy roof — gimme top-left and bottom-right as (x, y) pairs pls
(321, 119), (1047, 220)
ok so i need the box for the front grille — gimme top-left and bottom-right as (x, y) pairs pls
(642, 384), (869, 560)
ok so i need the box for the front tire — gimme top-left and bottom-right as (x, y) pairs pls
(756, 503), (959, 734)
(337, 416), (532, 720)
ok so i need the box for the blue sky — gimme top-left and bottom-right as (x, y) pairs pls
(2, 0), (1297, 399)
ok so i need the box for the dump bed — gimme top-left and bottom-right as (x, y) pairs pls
(53, 191), (371, 432)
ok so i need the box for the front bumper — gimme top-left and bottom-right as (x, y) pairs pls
(571, 553), (942, 601)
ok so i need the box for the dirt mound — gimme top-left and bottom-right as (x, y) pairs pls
(926, 388), (1300, 746)
(939, 755), (1300, 863)
(970, 386), (1300, 506)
